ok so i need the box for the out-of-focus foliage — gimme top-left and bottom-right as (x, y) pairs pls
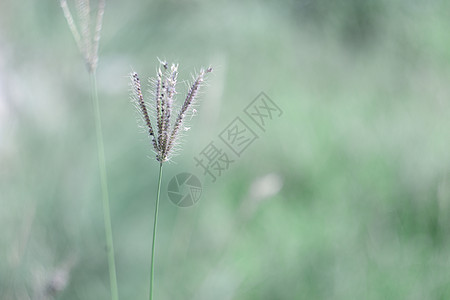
(1, 0), (450, 299)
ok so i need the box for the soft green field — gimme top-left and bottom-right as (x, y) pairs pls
(1, 0), (450, 299)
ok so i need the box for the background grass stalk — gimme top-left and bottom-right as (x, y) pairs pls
(149, 162), (163, 300)
(90, 71), (119, 300)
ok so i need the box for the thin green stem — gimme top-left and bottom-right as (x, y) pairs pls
(90, 71), (119, 300)
(150, 162), (163, 300)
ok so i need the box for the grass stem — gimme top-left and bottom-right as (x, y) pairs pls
(150, 162), (163, 300)
(90, 71), (119, 300)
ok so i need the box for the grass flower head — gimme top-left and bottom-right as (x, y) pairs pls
(131, 61), (212, 162)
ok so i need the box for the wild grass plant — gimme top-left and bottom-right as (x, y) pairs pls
(131, 62), (212, 300)
(59, 1), (118, 299)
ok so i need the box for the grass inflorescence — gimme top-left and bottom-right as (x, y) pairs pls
(131, 61), (212, 163)
(60, 0), (105, 73)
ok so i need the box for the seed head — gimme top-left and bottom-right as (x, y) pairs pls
(59, 0), (105, 73)
(131, 61), (212, 162)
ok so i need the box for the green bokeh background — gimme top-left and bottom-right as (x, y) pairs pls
(1, 0), (450, 299)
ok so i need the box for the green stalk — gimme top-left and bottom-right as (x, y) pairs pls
(150, 162), (163, 300)
(90, 71), (119, 300)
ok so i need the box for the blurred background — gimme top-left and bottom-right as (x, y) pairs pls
(1, 0), (450, 299)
